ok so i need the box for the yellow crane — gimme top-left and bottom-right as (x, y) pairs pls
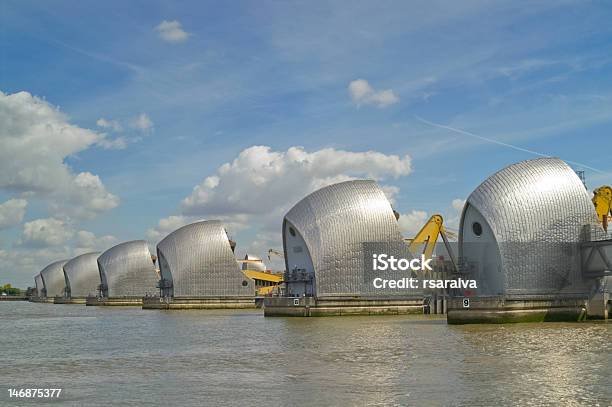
(593, 186), (612, 232)
(267, 248), (284, 261)
(405, 214), (458, 272)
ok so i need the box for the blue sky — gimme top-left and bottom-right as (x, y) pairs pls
(1, 1), (611, 287)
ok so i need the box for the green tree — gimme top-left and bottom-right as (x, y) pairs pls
(1, 284), (21, 295)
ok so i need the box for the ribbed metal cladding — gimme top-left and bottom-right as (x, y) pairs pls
(460, 157), (601, 295)
(39, 260), (67, 298)
(284, 179), (412, 297)
(34, 274), (44, 297)
(156, 220), (254, 297)
(63, 252), (101, 298)
(97, 240), (158, 298)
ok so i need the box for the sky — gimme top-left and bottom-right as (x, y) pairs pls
(1, 0), (611, 288)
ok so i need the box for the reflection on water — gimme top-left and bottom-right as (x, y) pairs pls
(0, 302), (609, 406)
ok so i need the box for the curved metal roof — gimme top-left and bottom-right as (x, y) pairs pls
(98, 240), (158, 297)
(34, 274), (44, 297)
(63, 252), (101, 298)
(156, 220), (254, 297)
(283, 180), (413, 296)
(40, 260), (67, 298)
(459, 157), (601, 294)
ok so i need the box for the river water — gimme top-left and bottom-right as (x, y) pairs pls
(0, 302), (609, 406)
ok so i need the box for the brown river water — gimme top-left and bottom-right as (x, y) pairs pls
(0, 302), (609, 406)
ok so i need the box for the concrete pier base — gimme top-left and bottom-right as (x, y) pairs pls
(586, 277), (611, 320)
(587, 293), (609, 320)
(447, 296), (589, 324)
(86, 296), (144, 306)
(53, 296), (86, 304)
(142, 296), (256, 310)
(264, 296), (424, 317)
(0, 296), (28, 301)
(29, 297), (54, 303)
(255, 297), (265, 308)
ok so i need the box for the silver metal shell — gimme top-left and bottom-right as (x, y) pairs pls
(283, 180), (413, 297)
(459, 157), (602, 296)
(97, 240), (158, 298)
(39, 260), (67, 298)
(156, 220), (254, 297)
(63, 252), (101, 298)
(34, 274), (44, 297)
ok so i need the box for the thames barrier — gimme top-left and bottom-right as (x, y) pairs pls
(24, 158), (611, 322)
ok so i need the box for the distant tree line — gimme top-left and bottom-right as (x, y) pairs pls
(1, 284), (21, 295)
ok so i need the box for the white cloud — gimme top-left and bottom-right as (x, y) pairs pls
(148, 145), (412, 265)
(96, 114), (152, 148)
(155, 20), (190, 43)
(398, 199), (466, 239)
(20, 218), (74, 247)
(452, 198), (466, 212)
(96, 136), (128, 150)
(50, 172), (120, 219)
(0, 90), (119, 219)
(0, 245), (73, 284)
(146, 215), (191, 241)
(348, 79), (399, 108)
(380, 185), (400, 205)
(73, 230), (117, 255)
(445, 198), (467, 231)
(180, 145), (411, 217)
(397, 210), (429, 237)
(4, 222), (116, 285)
(0, 199), (27, 230)
(131, 113), (154, 133)
(96, 118), (122, 132)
